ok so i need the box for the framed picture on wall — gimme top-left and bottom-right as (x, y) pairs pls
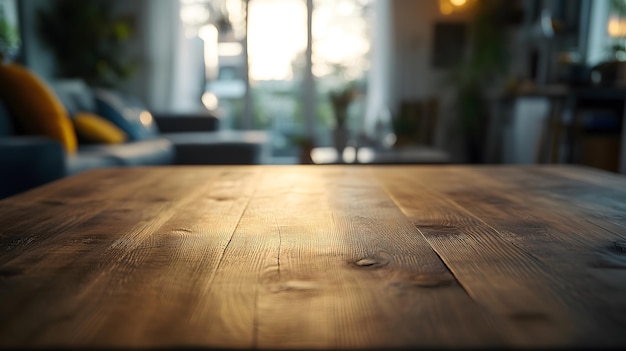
(432, 22), (467, 68)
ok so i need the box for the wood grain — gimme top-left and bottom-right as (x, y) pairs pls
(0, 165), (625, 349)
(252, 167), (506, 349)
(0, 167), (261, 347)
(374, 165), (626, 348)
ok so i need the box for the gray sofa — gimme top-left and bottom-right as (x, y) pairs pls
(157, 115), (270, 165)
(0, 81), (269, 199)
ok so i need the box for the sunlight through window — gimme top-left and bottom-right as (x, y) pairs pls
(247, 0), (307, 81)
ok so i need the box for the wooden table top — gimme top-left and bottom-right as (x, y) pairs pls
(1, 165), (626, 349)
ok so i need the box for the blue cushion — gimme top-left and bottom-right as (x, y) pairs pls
(0, 100), (15, 136)
(94, 89), (159, 141)
(50, 80), (96, 116)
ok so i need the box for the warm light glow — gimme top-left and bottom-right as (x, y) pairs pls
(439, 0), (472, 15)
(356, 148), (375, 163)
(309, 146), (357, 163)
(310, 147), (335, 164)
(218, 42), (243, 56)
(200, 24), (219, 80)
(180, 2), (211, 29)
(248, 0), (307, 81)
(342, 146), (356, 163)
(312, 1), (371, 80)
(202, 92), (219, 110)
(440, 2), (453, 15)
(248, 0), (371, 81)
(198, 24), (217, 41)
(225, 0), (246, 40)
(608, 15), (626, 37)
(139, 111), (153, 126)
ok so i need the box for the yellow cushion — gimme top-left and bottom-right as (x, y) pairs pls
(0, 63), (77, 153)
(73, 112), (127, 144)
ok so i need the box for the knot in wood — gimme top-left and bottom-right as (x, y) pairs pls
(271, 280), (321, 293)
(354, 258), (384, 267)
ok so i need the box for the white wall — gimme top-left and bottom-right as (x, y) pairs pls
(502, 98), (550, 164)
(389, 0), (471, 154)
(392, 0), (438, 106)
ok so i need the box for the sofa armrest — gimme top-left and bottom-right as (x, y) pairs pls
(153, 113), (221, 133)
(0, 136), (67, 199)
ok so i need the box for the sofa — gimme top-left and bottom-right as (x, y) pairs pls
(0, 63), (268, 199)
(155, 114), (270, 165)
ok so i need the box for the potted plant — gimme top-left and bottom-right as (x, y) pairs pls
(37, 0), (138, 88)
(329, 84), (358, 154)
(289, 134), (315, 164)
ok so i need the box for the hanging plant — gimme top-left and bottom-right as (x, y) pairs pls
(37, 0), (139, 87)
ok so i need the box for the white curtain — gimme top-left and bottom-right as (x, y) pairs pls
(363, 0), (394, 139)
(145, 0), (206, 113)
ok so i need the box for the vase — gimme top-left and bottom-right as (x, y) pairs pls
(333, 126), (349, 160)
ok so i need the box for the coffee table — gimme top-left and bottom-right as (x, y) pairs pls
(1, 165), (625, 349)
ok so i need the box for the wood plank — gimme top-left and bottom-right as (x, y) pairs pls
(70, 167), (262, 348)
(456, 166), (626, 342)
(0, 168), (189, 264)
(373, 166), (577, 346)
(251, 167), (508, 349)
(1, 165), (625, 349)
(375, 165), (626, 347)
(0, 167), (261, 348)
(525, 166), (626, 231)
(449, 165), (626, 246)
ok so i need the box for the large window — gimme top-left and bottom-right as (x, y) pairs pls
(311, 0), (372, 150)
(200, 0), (372, 160)
(247, 0), (307, 156)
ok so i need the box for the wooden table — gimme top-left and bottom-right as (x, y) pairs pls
(1, 165), (626, 349)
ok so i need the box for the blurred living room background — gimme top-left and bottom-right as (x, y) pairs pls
(1, 0), (626, 197)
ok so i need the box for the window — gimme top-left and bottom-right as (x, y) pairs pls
(200, 0), (372, 161)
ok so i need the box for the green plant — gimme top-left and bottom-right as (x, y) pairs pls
(610, 0), (626, 15)
(0, 7), (20, 61)
(447, 0), (522, 162)
(37, 0), (138, 87)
